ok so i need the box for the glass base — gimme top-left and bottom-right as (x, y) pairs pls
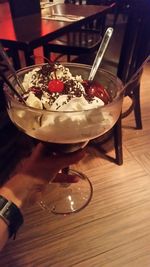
(39, 169), (93, 215)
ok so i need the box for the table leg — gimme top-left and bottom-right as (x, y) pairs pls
(24, 48), (35, 66)
(9, 49), (21, 70)
(114, 115), (123, 165)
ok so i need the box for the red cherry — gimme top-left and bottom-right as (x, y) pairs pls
(83, 80), (111, 104)
(48, 79), (64, 93)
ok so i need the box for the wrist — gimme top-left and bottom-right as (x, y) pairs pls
(0, 174), (33, 210)
(0, 195), (24, 239)
(0, 186), (23, 210)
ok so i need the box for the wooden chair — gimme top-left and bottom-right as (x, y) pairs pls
(0, 0), (41, 70)
(117, 0), (150, 129)
(80, 0), (150, 165)
(43, 0), (116, 62)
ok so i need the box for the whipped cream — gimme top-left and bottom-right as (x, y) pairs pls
(22, 63), (102, 111)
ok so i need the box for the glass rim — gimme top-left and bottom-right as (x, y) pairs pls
(4, 62), (124, 114)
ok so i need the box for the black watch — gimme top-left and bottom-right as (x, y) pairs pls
(0, 195), (24, 239)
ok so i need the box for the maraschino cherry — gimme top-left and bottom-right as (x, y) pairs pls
(82, 80), (111, 104)
(48, 79), (64, 93)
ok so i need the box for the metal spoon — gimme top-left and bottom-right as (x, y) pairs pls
(0, 42), (25, 93)
(88, 27), (114, 81)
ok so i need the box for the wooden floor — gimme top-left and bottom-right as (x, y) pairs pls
(0, 63), (150, 266)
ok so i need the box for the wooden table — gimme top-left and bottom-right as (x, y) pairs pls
(0, 2), (112, 66)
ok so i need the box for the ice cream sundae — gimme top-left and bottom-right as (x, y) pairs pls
(3, 62), (124, 215)
(5, 62), (123, 145)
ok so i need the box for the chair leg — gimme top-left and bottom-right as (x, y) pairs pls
(133, 84), (142, 129)
(10, 49), (21, 70)
(113, 115), (123, 165)
(43, 45), (50, 61)
(5, 48), (21, 70)
(24, 48), (34, 66)
(67, 55), (71, 62)
(112, 5), (120, 28)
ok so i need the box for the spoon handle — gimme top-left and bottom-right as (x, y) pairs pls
(0, 42), (25, 92)
(88, 27), (114, 81)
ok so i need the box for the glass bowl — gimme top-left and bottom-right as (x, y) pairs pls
(3, 63), (124, 215)
(4, 63), (124, 149)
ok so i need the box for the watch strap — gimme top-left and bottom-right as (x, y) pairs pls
(0, 195), (24, 239)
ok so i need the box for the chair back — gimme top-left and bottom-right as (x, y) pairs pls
(117, 0), (150, 83)
(86, 0), (114, 4)
(65, 0), (83, 4)
(65, 0), (116, 32)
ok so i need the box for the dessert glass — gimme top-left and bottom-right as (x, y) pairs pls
(3, 63), (124, 215)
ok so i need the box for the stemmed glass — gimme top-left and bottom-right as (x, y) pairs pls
(3, 63), (124, 215)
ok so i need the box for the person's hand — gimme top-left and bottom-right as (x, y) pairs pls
(0, 143), (85, 210)
(20, 142), (85, 182)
